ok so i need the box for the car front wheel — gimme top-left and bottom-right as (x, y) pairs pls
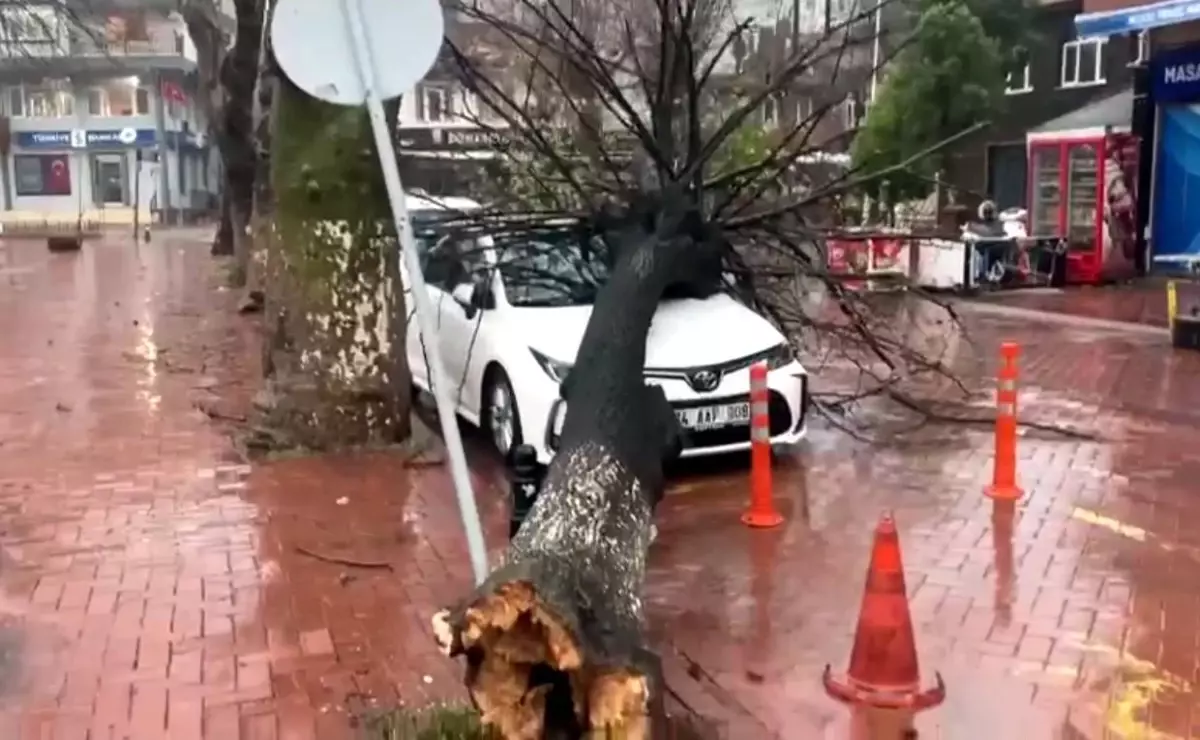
(482, 367), (523, 459)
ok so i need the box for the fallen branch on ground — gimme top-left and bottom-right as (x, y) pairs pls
(294, 545), (394, 571)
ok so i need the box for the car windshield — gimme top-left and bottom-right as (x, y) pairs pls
(495, 229), (611, 307)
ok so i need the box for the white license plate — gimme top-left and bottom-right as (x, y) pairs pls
(675, 402), (751, 431)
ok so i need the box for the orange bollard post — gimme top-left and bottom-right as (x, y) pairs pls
(985, 342), (1023, 501)
(742, 362), (783, 528)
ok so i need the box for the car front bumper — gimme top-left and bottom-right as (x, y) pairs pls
(523, 362), (810, 465)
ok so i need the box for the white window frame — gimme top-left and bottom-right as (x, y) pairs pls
(843, 94), (858, 130)
(1005, 64), (1032, 95)
(1061, 37), (1107, 88)
(762, 93), (781, 127)
(416, 84), (450, 123)
(1129, 30), (1149, 67)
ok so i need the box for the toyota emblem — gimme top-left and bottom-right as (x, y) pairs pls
(688, 369), (720, 392)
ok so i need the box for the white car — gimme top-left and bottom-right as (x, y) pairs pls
(403, 194), (810, 464)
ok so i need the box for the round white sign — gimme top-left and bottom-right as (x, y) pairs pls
(271, 0), (445, 107)
(118, 127), (137, 145)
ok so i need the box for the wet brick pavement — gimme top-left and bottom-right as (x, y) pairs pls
(974, 281), (1173, 329)
(3, 235), (1200, 738)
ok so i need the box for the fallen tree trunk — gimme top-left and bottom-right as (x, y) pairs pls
(433, 208), (718, 739)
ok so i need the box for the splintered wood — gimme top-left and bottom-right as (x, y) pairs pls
(434, 580), (651, 739)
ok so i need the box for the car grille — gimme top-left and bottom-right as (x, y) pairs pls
(672, 391), (794, 450)
(644, 347), (790, 392)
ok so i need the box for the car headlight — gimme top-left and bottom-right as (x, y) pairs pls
(530, 348), (573, 384)
(763, 342), (797, 371)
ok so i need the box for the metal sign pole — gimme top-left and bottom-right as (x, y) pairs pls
(335, 0), (489, 584)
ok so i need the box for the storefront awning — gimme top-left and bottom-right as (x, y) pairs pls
(1027, 88), (1134, 141)
(1075, 0), (1200, 39)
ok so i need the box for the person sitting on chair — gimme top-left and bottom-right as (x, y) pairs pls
(966, 200), (1006, 238)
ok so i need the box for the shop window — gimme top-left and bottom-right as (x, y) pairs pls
(13, 154), (72, 196)
(1061, 38), (1106, 88)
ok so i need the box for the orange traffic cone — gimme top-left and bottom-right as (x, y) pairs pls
(823, 513), (945, 711)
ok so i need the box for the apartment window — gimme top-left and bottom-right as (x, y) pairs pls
(102, 12), (150, 44)
(1005, 64), (1032, 95)
(762, 94), (780, 126)
(1129, 31), (1149, 67)
(459, 90), (504, 124)
(9, 85), (74, 117)
(1061, 38), (1107, 87)
(843, 94), (859, 129)
(795, 0), (855, 35)
(416, 85), (450, 122)
(87, 81), (151, 116)
(798, 96), (814, 121)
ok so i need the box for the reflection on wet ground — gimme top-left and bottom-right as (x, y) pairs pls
(2, 234), (1200, 737)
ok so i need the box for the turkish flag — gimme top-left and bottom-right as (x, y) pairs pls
(161, 81), (186, 104)
(42, 155), (71, 196)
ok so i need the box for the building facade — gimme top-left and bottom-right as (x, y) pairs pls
(944, 0), (1138, 213)
(394, 1), (872, 196)
(0, 0), (219, 224)
(1073, 0), (1200, 271)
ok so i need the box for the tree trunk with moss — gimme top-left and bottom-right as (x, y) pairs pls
(248, 63), (413, 452)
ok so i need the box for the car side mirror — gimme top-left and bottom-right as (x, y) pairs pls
(473, 273), (495, 310)
(451, 275), (493, 319)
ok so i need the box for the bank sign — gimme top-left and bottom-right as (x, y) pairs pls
(1152, 47), (1200, 103)
(15, 128), (157, 150)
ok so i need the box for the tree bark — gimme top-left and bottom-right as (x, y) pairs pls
(434, 212), (716, 739)
(213, 190), (234, 256)
(215, 0), (264, 280)
(178, 0), (234, 257)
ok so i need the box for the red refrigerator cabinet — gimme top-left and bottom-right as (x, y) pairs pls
(1026, 130), (1138, 285)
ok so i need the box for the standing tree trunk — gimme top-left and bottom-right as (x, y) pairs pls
(179, 0), (234, 255)
(210, 0), (264, 276)
(247, 24), (413, 451)
(434, 208), (719, 738)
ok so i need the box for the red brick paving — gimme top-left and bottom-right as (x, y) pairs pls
(974, 280), (1175, 329)
(3, 236), (1200, 738)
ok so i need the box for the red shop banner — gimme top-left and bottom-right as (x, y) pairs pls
(827, 236), (906, 291)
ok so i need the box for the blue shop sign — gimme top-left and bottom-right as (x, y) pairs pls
(1152, 46), (1200, 103)
(15, 128), (157, 149)
(1076, 0), (1200, 38)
